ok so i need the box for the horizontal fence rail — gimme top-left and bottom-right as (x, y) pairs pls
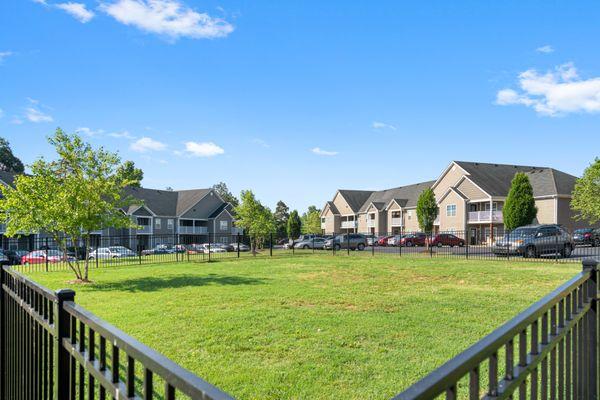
(393, 259), (599, 400)
(3, 227), (599, 273)
(0, 266), (235, 400)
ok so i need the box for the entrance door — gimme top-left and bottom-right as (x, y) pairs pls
(470, 228), (477, 245)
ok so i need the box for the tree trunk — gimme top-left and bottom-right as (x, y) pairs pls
(84, 234), (90, 281)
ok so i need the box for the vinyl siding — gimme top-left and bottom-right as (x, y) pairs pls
(534, 198), (556, 225)
(321, 207), (339, 233)
(456, 178), (487, 199)
(403, 209), (420, 232)
(180, 192), (222, 219)
(433, 164), (467, 200)
(438, 191), (466, 232)
(333, 192), (355, 215)
(556, 197), (592, 231)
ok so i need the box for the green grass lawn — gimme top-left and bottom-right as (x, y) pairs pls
(26, 255), (579, 400)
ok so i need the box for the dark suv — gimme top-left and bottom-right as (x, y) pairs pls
(573, 228), (600, 247)
(324, 234), (367, 251)
(493, 224), (574, 258)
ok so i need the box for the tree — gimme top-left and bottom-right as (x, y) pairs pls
(116, 160), (143, 187)
(0, 137), (24, 173)
(286, 210), (302, 239)
(273, 200), (289, 238)
(0, 129), (138, 282)
(503, 172), (538, 230)
(213, 182), (239, 208)
(165, 186), (174, 191)
(571, 158), (600, 223)
(301, 206), (322, 234)
(416, 188), (437, 233)
(233, 190), (275, 253)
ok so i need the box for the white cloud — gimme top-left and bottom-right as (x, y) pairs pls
(372, 121), (396, 130)
(536, 45), (554, 54)
(25, 107), (53, 123)
(496, 62), (600, 116)
(32, 0), (48, 4)
(109, 130), (135, 139)
(76, 127), (104, 137)
(311, 147), (338, 156)
(130, 137), (167, 152)
(55, 2), (95, 23)
(182, 141), (224, 157)
(100, 0), (234, 40)
(251, 138), (270, 148)
(0, 51), (13, 64)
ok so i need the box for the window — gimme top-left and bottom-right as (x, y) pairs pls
(155, 218), (161, 229)
(407, 210), (412, 220)
(446, 204), (457, 217)
(369, 213), (375, 220)
(220, 220), (228, 231)
(321, 217), (326, 223)
(167, 219), (174, 230)
(391, 211), (401, 218)
(220, 236), (229, 244)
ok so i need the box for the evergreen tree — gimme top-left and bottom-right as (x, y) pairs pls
(503, 172), (538, 230)
(286, 210), (302, 239)
(0, 137), (24, 173)
(273, 200), (290, 238)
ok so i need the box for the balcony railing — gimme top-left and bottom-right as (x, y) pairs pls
(390, 217), (402, 226)
(178, 226), (208, 235)
(341, 220), (357, 229)
(468, 210), (503, 223)
(135, 225), (153, 234)
(367, 219), (376, 228)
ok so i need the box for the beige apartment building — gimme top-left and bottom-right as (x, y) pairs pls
(320, 161), (587, 244)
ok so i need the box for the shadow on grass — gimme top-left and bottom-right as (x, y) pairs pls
(89, 273), (267, 292)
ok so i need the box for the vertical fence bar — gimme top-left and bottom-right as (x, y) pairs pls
(53, 288), (75, 400)
(0, 267), (4, 399)
(584, 259), (598, 400)
(45, 237), (49, 272)
(270, 233), (273, 257)
(237, 233), (241, 258)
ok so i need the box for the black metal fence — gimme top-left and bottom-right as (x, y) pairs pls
(0, 265), (235, 399)
(393, 258), (599, 400)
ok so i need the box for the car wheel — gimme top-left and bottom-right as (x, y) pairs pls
(525, 246), (537, 258)
(357, 243), (365, 251)
(303, 245), (309, 249)
(594, 238), (600, 247)
(458, 241), (465, 247)
(437, 242), (443, 248)
(334, 244), (341, 251)
(406, 241), (413, 247)
(562, 244), (572, 258)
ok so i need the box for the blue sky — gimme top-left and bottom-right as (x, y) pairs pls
(1, 0), (599, 212)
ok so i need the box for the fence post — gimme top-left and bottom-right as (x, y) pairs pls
(429, 232), (433, 258)
(270, 233), (273, 257)
(312, 236), (315, 254)
(208, 233), (211, 262)
(54, 288), (76, 400)
(45, 237), (49, 272)
(237, 233), (240, 258)
(174, 233), (178, 262)
(0, 267), (5, 398)
(347, 233), (350, 256)
(372, 235), (375, 257)
(555, 233), (559, 263)
(466, 231), (469, 260)
(583, 259), (599, 399)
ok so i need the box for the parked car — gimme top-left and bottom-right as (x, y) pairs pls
(324, 234), (367, 251)
(0, 250), (10, 265)
(3, 250), (29, 265)
(89, 246), (136, 259)
(426, 233), (465, 247)
(377, 235), (393, 246)
(294, 237), (327, 249)
(398, 233), (427, 247)
(141, 244), (174, 256)
(365, 235), (378, 246)
(573, 228), (600, 247)
(21, 250), (75, 265)
(229, 243), (250, 252)
(195, 243), (227, 253)
(493, 224), (574, 258)
(387, 235), (404, 247)
(186, 243), (205, 254)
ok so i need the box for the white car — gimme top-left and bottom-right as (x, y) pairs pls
(200, 243), (227, 253)
(387, 235), (404, 247)
(89, 246), (136, 259)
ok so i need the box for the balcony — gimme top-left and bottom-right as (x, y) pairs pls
(367, 219), (376, 228)
(341, 220), (357, 229)
(135, 225), (153, 234)
(178, 226), (208, 235)
(390, 217), (402, 226)
(468, 210), (503, 223)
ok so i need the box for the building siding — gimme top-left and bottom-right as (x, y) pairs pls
(534, 198), (556, 225)
(456, 178), (487, 199)
(439, 191), (466, 233)
(433, 164), (467, 199)
(180, 192), (222, 220)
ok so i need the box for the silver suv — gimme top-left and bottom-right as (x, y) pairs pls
(324, 234), (367, 251)
(493, 224), (574, 258)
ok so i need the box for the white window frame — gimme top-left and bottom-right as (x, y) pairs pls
(446, 204), (457, 217)
(167, 219), (174, 230)
(220, 220), (228, 231)
(155, 218), (161, 229)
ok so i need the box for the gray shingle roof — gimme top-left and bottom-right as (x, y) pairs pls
(0, 171), (17, 187)
(338, 190), (375, 213)
(325, 201), (340, 215)
(358, 180), (436, 213)
(123, 187), (214, 217)
(454, 161), (577, 197)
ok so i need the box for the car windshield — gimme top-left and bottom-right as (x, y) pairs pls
(47, 250), (63, 256)
(574, 229), (592, 234)
(509, 228), (537, 237)
(109, 246), (129, 252)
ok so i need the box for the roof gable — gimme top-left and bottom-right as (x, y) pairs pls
(337, 190), (374, 213)
(358, 180), (435, 213)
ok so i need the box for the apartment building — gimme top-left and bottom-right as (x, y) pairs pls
(321, 161), (587, 244)
(0, 171), (241, 249)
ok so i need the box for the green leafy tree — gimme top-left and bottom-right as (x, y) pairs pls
(234, 190), (275, 253)
(301, 206), (322, 234)
(0, 129), (138, 282)
(213, 182), (239, 208)
(571, 158), (600, 223)
(503, 172), (538, 230)
(273, 200), (289, 238)
(416, 188), (437, 233)
(0, 137), (24, 173)
(286, 210), (302, 239)
(116, 160), (143, 187)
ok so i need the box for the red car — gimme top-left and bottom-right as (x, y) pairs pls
(426, 233), (465, 247)
(21, 250), (73, 265)
(398, 233), (427, 247)
(377, 236), (393, 246)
